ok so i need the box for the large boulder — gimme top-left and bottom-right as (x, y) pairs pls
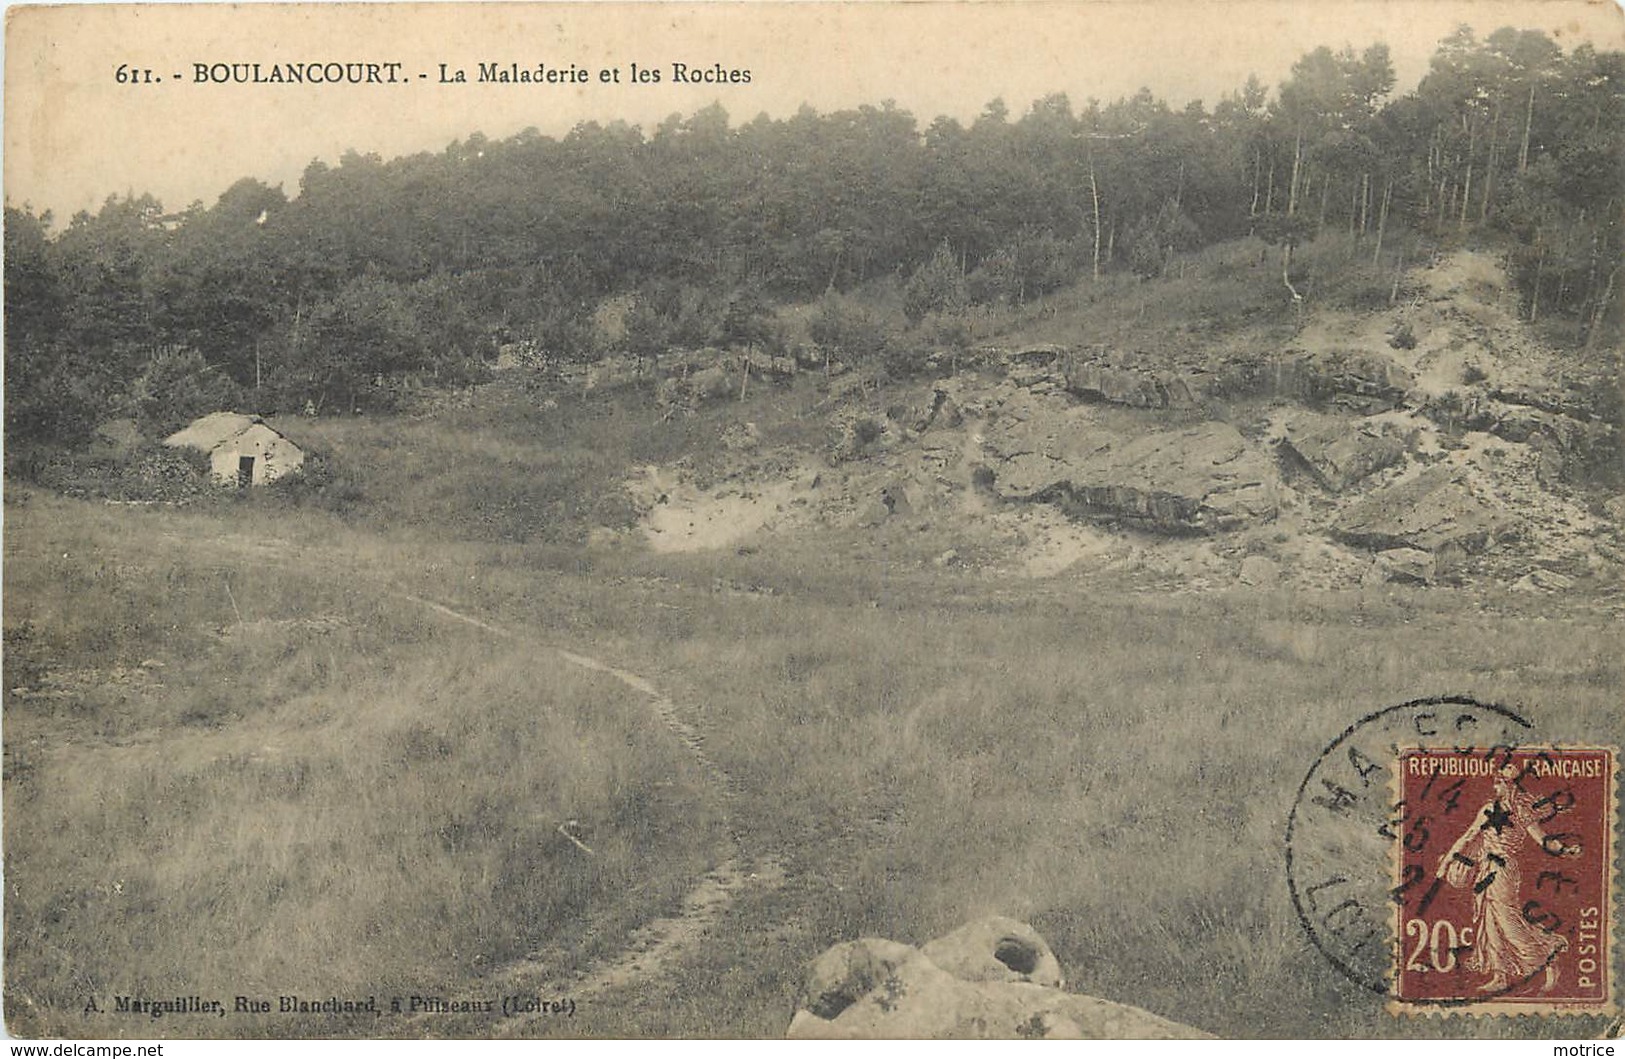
(1512, 567), (1575, 593)
(1363, 547), (1435, 586)
(1278, 414), (1407, 493)
(985, 400), (1276, 534)
(1331, 467), (1520, 555)
(919, 915), (1064, 988)
(786, 917), (1209, 1040)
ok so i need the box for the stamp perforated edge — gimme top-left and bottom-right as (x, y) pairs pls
(1385, 744), (1620, 1018)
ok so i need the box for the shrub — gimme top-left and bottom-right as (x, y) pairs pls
(828, 412), (887, 462)
(808, 294), (890, 367)
(267, 449), (363, 511)
(902, 241), (968, 325)
(32, 442), (209, 503)
(131, 346), (241, 439)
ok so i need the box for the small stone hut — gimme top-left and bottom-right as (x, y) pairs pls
(164, 412), (305, 487)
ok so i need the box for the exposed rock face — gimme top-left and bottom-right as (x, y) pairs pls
(1002, 344), (1069, 387)
(985, 399), (1277, 534)
(1208, 349), (1414, 411)
(786, 917), (1209, 1040)
(1278, 415), (1407, 493)
(1420, 391), (1614, 485)
(1285, 348), (1416, 411)
(911, 386), (964, 433)
(1331, 467), (1520, 554)
(1366, 547), (1435, 585)
(828, 411), (889, 463)
(1063, 361), (1201, 409)
(1513, 567), (1575, 593)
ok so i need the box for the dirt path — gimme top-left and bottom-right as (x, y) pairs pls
(393, 592), (783, 1030)
(61, 511), (788, 1032)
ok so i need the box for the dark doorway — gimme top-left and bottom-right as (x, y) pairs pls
(237, 455), (256, 487)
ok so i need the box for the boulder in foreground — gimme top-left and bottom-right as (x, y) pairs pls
(786, 915), (1211, 1039)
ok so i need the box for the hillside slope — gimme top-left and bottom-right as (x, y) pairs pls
(602, 245), (1622, 598)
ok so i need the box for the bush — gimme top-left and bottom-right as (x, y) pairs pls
(808, 293), (890, 367)
(902, 241), (968, 325)
(828, 412), (887, 462)
(131, 346), (241, 439)
(267, 449), (364, 511)
(1126, 202), (1202, 279)
(32, 443), (209, 503)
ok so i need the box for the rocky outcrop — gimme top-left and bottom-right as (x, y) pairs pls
(828, 411), (890, 463)
(1063, 361), (1201, 409)
(1512, 567), (1575, 593)
(1003, 343), (1067, 367)
(1420, 391), (1614, 485)
(910, 386), (964, 433)
(1000, 344), (1069, 389)
(1363, 547), (1435, 586)
(1284, 348), (1415, 412)
(985, 399), (1277, 534)
(1331, 467), (1521, 555)
(1278, 414), (1407, 493)
(786, 916), (1209, 1040)
(856, 481), (913, 527)
(1207, 349), (1414, 412)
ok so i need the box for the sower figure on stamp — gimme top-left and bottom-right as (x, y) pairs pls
(1434, 763), (1581, 995)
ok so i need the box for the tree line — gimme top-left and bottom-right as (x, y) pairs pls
(5, 25), (1622, 450)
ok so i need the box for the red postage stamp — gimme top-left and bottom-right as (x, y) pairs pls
(1390, 746), (1617, 1014)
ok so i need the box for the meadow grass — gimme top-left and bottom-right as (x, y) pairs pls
(366, 497), (1619, 1038)
(3, 494), (722, 1037)
(481, 550), (1620, 1038)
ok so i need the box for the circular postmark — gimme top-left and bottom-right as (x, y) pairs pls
(1284, 695), (1535, 999)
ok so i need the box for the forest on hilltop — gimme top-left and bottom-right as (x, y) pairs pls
(5, 25), (1622, 455)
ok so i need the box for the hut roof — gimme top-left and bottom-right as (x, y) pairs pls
(164, 412), (287, 452)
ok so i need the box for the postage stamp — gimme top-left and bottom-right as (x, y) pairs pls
(1388, 746), (1617, 1014)
(1286, 696), (1539, 998)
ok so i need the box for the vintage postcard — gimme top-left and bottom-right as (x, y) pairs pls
(4, 0), (1623, 1042)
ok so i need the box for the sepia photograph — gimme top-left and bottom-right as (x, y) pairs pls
(3, 0), (1623, 1042)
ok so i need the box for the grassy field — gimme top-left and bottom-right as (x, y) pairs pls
(5, 466), (1620, 1038)
(2, 491), (724, 1037)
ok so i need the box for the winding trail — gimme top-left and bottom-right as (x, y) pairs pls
(393, 592), (782, 1030)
